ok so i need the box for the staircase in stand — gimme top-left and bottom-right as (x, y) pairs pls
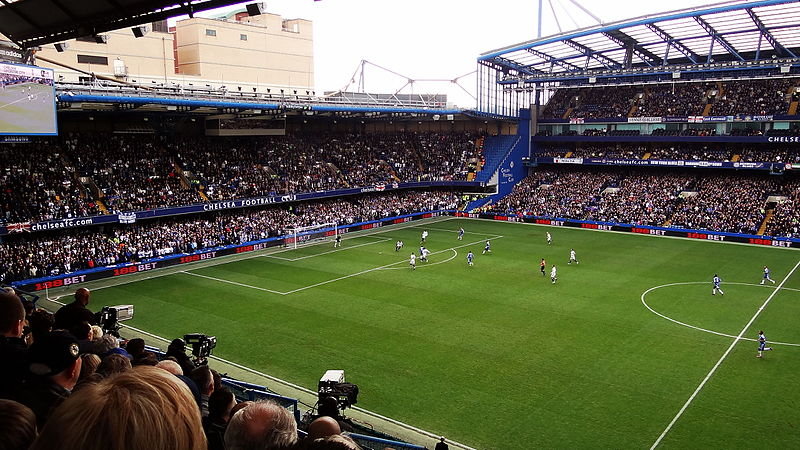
(95, 199), (110, 215)
(789, 101), (799, 116)
(757, 209), (775, 236)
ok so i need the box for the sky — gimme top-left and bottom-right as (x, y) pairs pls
(186, 0), (722, 107)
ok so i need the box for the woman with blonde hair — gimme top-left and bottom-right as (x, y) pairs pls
(31, 366), (206, 450)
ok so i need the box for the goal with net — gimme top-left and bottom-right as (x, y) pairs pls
(285, 222), (338, 249)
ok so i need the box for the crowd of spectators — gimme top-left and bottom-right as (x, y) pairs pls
(541, 78), (799, 119)
(1, 132), (477, 222)
(669, 175), (778, 234)
(0, 190), (460, 283)
(0, 288), (391, 450)
(181, 133), (476, 201)
(0, 142), (100, 225)
(533, 143), (799, 163)
(488, 168), (799, 234)
(64, 135), (202, 213)
(710, 78), (796, 116)
(764, 179), (800, 238)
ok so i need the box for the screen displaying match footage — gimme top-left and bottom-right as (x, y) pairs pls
(0, 62), (57, 135)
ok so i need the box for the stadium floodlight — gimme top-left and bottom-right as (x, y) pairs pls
(131, 25), (149, 38)
(287, 223), (338, 250)
(246, 2), (265, 16)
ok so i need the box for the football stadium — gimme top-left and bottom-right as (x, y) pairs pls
(1, 0), (800, 449)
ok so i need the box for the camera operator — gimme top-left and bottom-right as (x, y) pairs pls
(167, 338), (196, 375)
(54, 288), (95, 332)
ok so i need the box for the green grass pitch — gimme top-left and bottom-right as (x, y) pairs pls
(76, 218), (800, 448)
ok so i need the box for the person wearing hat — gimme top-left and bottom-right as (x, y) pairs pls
(54, 288), (96, 332)
(0, 291), (29, 399)
(14, 330), (82, 427)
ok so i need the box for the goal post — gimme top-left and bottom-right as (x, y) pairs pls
(286, 222), (338, 249)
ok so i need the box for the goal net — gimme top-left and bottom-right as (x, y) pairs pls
(285, 222), (338, 249)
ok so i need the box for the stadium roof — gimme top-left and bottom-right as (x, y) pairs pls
(0, 0), (248, 48)
(479, 0), (800, 80)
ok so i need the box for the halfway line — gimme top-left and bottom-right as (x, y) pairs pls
(650, 259), (800, 449)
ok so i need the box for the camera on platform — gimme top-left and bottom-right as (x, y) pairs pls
(184, 333), (217, 363)
(317, 370), (359, 411)
(95, 305), (134, 337)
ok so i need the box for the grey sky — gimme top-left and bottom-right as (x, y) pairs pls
(188, 0), (719, 107)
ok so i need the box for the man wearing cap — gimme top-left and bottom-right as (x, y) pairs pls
(54, 288), (96, 331)
(15, 330), (82, 427)
(0, 292), (28, 399)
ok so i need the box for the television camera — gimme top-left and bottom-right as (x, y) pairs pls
(95, 305), (134, 337)
(184, 333), (217, 364)
(317, 370), (359, 413)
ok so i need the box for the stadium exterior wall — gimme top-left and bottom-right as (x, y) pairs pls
(456, 212), (800, 249)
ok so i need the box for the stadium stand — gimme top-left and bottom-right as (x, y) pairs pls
(540, 78), (799, 119)
(0, 141), (101, 224)
(487, 167), (799, 234)
(0, 132), (481, 223)
(475, 135), (518, 183)
(0, 191), (460, 284)
(533, 143), (800, 163)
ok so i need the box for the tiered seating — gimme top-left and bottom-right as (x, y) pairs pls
(541, 78), (799, 119)
(0, 141), (100, 224)
(489, 167), (798, 235)
(0, 191), (460, 284)
(476, 135), (518, 182)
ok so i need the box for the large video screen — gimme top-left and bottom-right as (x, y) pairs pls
(0, 62), (57, 135)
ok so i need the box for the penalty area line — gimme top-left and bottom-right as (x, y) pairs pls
(650, 259), (800, 449)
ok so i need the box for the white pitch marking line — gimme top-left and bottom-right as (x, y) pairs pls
(263, 236), (392, 262)
(33, 216), (453, 296)
(180, 271), (289, 295)
(282, 237), (500, 295)
(641, 281), (800, 346)
(35, 296), (476, 450)
(650, 260), (800, 449)
(379, 249), (459, 270)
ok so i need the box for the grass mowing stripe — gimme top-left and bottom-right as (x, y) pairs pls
(180, 270), (289, 294)
(37, 296), (476, 450)
(650, 259), (800, 449)
(282, 237), (501, 294)
(44, 216), (455, 295)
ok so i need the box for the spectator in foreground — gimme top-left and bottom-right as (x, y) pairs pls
(0, 291), (28, 399)
(95, 354), (132, 377)
(0, 399), (38, 450)
(15, 330), (82, 427)
(204, 388), (236, 450)
(190, 365), (215, 418)
(30, 366), (206, 450)
(53, 288), (95, 331)
(225, 400), (298, 450)
(305, 434), (362, 450)
(167, 338), (196, 375)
